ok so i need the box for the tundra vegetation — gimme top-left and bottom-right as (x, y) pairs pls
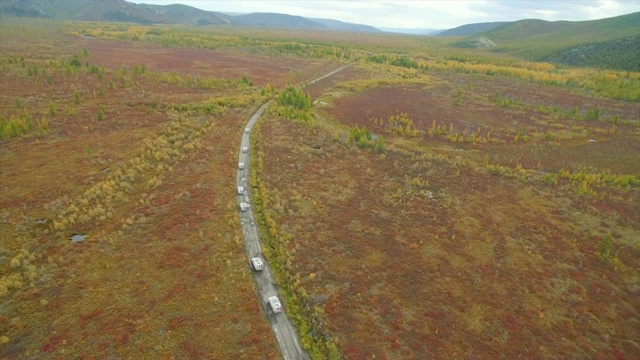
(1, 18), (639, 359)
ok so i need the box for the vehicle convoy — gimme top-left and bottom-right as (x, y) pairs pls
(268, 296), (283, 313)
(234, 66), (353, 360)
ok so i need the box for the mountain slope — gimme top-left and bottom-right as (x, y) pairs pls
(0, 0), (379, 32)
(0, 0), (53, 19)
(480, 12), (640, 71)
(231, 12), (328, 30)
(310, 17), (381, 33)
(48, 0), (168, 22)
(138, 3), (231, 25)
(0, 0), (177, 23)
(549, 36), (640, 72)
(436, 22), (507, 36)
(480, 19), (572, 41)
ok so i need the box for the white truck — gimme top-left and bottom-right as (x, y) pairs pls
(268, 296), (283, 313)
(251, 257), (264, 271)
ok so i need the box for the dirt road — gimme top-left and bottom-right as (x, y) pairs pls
(236, 62), (354, 359)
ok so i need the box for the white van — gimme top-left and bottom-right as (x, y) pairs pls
(238, 162), (244, 170)
(268, 296), (283, 313)
(251, 257), (264, 271)
(245, 128), (250, 134)
(242, 146), (248, 153)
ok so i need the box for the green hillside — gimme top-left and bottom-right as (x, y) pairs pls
(480, 19), (572, 41)
(436, 22), (507, 36)
(0, 0), (375, 32)
(139, 4), (230, 25)
(481, 12), (640, 71)
(549, 36), (640, 72)
(231, 12), (328, 30)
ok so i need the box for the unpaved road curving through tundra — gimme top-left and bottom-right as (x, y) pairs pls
(236, 63), (354, 360)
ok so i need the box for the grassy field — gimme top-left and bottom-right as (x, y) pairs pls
(0, 19), (342, 358)
(2, 19), (639, 359)
(251, 48), (639, 359)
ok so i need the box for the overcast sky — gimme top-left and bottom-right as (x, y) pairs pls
(129, 0), (640, 29)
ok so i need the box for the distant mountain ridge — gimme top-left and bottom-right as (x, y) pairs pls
(479, 19), (573, 40)
(139, 3), (231, 26)
(0, 0), (381, 32)
(232, 12), (326, 30)
(435, 22), (507, 36)
(448, 12), (640, 72)
(379, 27), (442, 35)
(310, 17), (381, 33)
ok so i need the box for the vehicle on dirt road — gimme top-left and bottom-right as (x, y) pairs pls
(268, 296), (283, 313)
(251, 257), (264, 271)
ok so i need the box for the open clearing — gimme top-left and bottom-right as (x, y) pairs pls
(0, 21), (339, 358)
(2, 19), (639, 359)
(254, 64), (639, 358)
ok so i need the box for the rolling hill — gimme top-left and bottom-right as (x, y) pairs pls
(435, 22), (507, 36)
(231, 12), (327, 30)
(479, 19), (572, 41)
(445, 12), (640, 72)
(138, 3), (231, 26)
(480, 12), (640, 71)
(310, 17), (382, 33)
(0, 0), (380, 32)
(0, 0), (228, 24)
(483, 11), (640, 43)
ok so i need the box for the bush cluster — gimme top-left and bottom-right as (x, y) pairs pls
(370, 111), (421, 137)
(349, 125), (385, 152)
(274, 85), (315, 125)
(0, 111), (49, 140)
(50, 112), (214, 232)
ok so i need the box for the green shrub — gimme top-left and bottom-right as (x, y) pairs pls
(349, 125), (385, 152)
(275, 85), (314, 125)
(73, 89), (81, 104)
(96, 105), (106, 121)
(47, 102), (56, 116)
